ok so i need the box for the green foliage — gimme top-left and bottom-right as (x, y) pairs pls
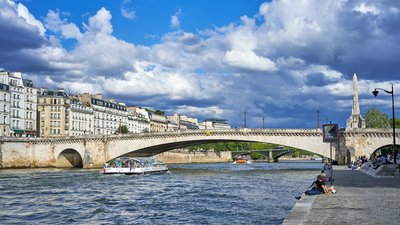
(115, 125), (129, 134)
(187, 142), (318, 159)
(364, 108), (390, 128)
(249, 152), (265, 160)
(389, 118), (400, 128)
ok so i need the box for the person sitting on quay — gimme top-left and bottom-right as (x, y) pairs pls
(306, 175), (335, 195)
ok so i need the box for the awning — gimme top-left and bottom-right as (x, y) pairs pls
(13, 129), (25, 134)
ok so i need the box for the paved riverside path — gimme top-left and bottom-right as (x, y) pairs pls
(283, 166), (400, 225)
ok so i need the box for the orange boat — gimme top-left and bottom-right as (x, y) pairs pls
(232, 155), (253, 164)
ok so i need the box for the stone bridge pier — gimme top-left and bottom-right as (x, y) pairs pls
(338, 128), (400, 164)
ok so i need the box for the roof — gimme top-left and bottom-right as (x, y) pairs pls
(42, 90), (70, 98)
(204, 118), (229, 123)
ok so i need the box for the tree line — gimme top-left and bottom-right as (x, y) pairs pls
(364, 108), (400, 128)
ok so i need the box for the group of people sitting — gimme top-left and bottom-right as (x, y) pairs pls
(348, 155), (369, 170)
(370, 153), (397, 169)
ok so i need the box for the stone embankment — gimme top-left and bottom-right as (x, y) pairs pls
(283, 165), (400, 225)
(155, 151), (232, 164)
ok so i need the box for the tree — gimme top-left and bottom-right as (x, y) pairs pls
(389, 118), (400, 128)
(364, 108), (390, 128)
(115, 125), (129, 134)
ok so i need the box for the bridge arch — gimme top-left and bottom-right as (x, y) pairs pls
(370, 144), (400, 159)
(105, 129), (332, 162)
(56, 149), (83, 168)
(119, 139), (245, 158)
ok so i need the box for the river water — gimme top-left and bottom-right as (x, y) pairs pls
(0, 161), (322, 225)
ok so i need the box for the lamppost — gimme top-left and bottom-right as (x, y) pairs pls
(243, 111), (247, 128)
(372, 84), (397, 164)
(262, 117), (265, 129)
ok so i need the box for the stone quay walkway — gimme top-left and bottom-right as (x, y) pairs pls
(283, 165), (400, 225)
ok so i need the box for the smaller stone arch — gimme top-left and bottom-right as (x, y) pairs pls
(370, 144), (399, 160)
(56, 149), (83, 168)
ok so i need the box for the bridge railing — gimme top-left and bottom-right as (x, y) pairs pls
(0, 128), (324, 142)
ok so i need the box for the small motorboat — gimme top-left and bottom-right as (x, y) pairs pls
(232, 154), (253, 164)
(102, 157), (168, 175)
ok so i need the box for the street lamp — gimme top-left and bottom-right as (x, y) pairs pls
(372, 84), (397, 164)
(262, 117), (265, 129)
(244, 111), (247, 128)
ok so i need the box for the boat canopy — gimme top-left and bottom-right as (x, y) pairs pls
(108, 157), (164, 165)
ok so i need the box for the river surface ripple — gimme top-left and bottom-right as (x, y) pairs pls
(0, 161), (321, 225)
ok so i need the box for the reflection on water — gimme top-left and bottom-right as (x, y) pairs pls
(0, 161), (321, 224)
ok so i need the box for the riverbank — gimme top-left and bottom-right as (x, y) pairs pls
(283, 165), (400, 225)
(154, 151), (232, 164)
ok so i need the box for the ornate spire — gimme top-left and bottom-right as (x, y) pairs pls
(352, 73), (360, 115)
(346, 73), (366, 130)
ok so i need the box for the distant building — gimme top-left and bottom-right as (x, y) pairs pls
(147, 109), (167, 132)
(202, 118), (230, 129)
(167, 119), (179, 131)
(127, 106), (150, 133)
(167, 113), (199, 130)
(78, 93), (128, 135)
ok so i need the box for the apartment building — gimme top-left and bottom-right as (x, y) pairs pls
(0, 71), (26, 136)
(147, 109), (168, 132)
(37, 89), (70, 137)
(0, 83), (10, 136)
(127, 106), (150, 133)
(79, 93), (128, 135)
(23, 79), (37, 136)
(68, 98), (94, 136)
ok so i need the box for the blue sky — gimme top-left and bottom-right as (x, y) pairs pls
(0, 0), (399, 128)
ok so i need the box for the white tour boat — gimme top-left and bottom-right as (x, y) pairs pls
(102, 157), (168, 175)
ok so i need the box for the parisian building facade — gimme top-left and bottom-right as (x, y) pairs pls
(0, 70), (230, 137)
(37, 89), (70, 137)
(0, 83), (10, 136)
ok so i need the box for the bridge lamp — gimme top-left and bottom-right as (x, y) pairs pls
(372, 84), (397, 164)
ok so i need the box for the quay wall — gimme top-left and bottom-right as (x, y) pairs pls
(154, 151), (232, 164)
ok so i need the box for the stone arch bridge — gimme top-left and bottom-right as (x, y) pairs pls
(0, 128), (398, 168)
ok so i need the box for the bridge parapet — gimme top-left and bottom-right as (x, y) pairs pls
(342, 128), (399, 138)
(0, 128), (324, 143)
